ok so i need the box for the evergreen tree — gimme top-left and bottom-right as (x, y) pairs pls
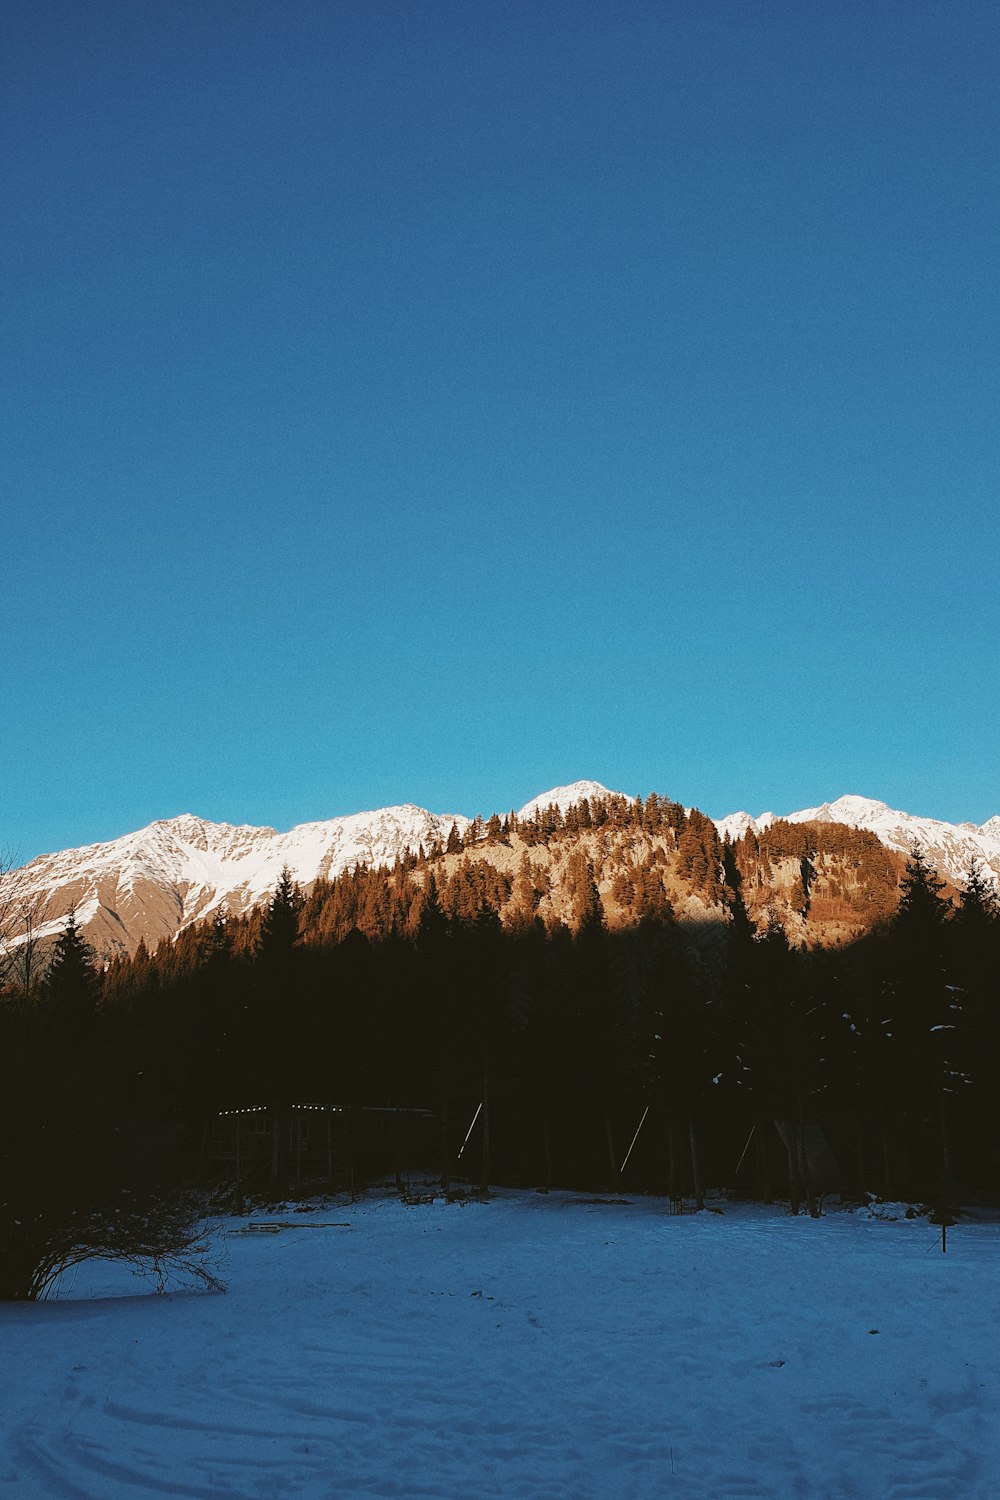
(413, 872), (448, 950)
(206, 908), (234, 967)
(257, 867), (303, 964)
(41, 911), (100, 1027)
(565, 850), (603, 935)
(949, 861), (1000, 1186)
(507, 852), (542, 931)
(882, 846), (959, 1205)
(954, 859), (999, 934)
(630, 920), (710, 1203)
(252, 869), (305, 1182)
(895, 845), (950, 934)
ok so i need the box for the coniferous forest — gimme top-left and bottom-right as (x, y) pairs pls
(2, 792), (999, 1296)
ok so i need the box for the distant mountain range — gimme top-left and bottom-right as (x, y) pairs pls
(714, 793), (1000, 889)
(2, 781), (997, 959)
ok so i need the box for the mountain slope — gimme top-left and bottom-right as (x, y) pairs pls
(713, 794), (1000, 887)
(3, 782), (997, 960)
(3, 804), (471, 958)
(517, 781), (619, 820)
(2, 783), (618, 957)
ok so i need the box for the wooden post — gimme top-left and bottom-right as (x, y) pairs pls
(941, 1090), (954, 1195)
(688, 1116), (704, 1211)
(797, 1123), (818, 1218)
(440, 1101), (451, 1198)
(480, 1071), (491, 1199)
(882, 1130), (893, 1198)
(793, 1072), (818, 1218)
(938, 1091), (953, 1248)
(757, 1120), (772, 1203)
(270, 1108), (281, 1192)
(604, 1109), (617, 1191)
(785, 1128), (801, 1215)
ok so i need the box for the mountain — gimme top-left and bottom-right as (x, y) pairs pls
(3, 781), (997, 961)
(2, 803), (472, 959)
(516, 780), (619, 820)
(1, 782), (620, 959)
(712, 794), (1000, 888)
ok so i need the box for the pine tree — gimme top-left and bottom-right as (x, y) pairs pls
(630, 920), (710, 1205)
(206, 909), (234, 967)
(565, 850), (603, 935)
(414, 872), (449, 950)
(252, 869), (305, 1183)
(896, 845), (950, 934)
(954, 859), (999, 934)
(41, 911), (100, 1026)
(507, 852), (541, 931)
(949, 861), (1000, 1185)
(883, 846), (959, 1207)
(257, 867), (303, 964)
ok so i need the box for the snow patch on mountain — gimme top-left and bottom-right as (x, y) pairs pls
(713, 810), (776, 843)
(19, 895), (103, 948)
(713, 794), (1000, 887)
(786, 795), (897, 829)
(516, 781), (622, 820)
(2, 804), (472, 956)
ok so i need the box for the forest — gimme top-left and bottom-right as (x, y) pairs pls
(2, 792), (999, 1297)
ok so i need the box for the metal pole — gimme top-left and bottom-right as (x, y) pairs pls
(734, 1124), (756, 1178)
(621, 1105), (650, 1173)
(457, 1101), (483, 1160)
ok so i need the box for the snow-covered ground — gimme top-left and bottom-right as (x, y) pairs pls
(2, 1190), (999, 1499)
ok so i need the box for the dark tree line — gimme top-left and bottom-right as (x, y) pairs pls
(0, 915), (220, 1299)
(3, 813), (1000, 1296)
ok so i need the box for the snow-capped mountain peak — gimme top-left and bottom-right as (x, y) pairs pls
(2, 802), (474, 959)
(2, 785), (625, 958)
(713, 794), (1000, 887)
(516, 781), (622, 820)
(786, 795), (893, 827)
(6, 781), (999, 961)
(712, 810), (776, 843)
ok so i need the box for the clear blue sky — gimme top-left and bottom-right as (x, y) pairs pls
(4, 0), (998, 863)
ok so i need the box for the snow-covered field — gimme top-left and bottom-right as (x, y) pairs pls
(2, 1191), (999, 1499)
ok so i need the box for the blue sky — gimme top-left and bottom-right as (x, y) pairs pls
(4, 0), (998, 863)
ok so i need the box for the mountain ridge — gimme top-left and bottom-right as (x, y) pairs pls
(714, 792), (1000, 889)
(3, 781), (998, 960)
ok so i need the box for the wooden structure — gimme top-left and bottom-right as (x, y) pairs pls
(200, 1103), (438, 1194)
